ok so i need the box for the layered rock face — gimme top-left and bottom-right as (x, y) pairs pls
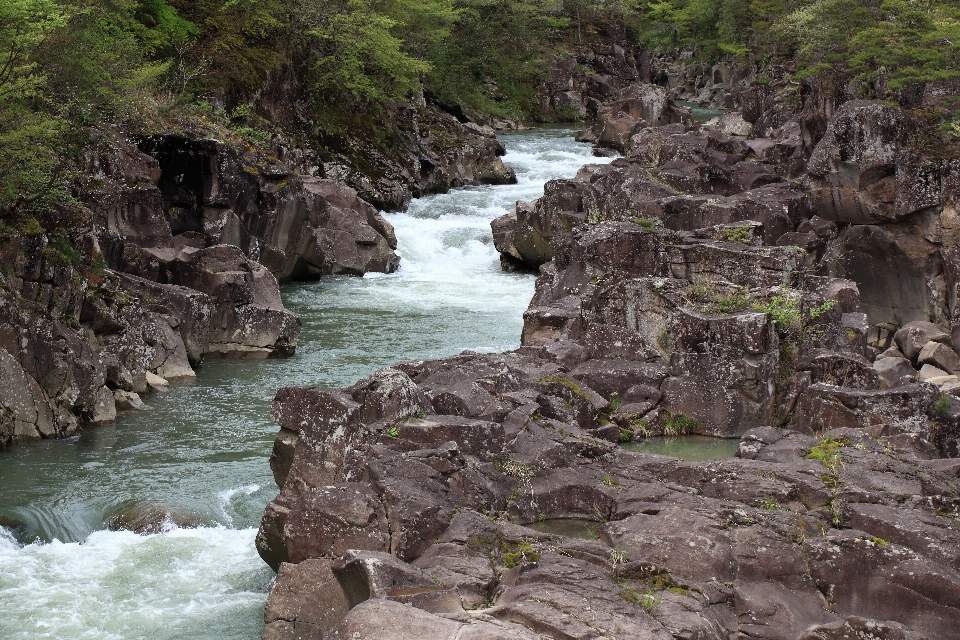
(257, 197), (960, 638)
(103, 134), (401, 284)
(0, 231), (300, 447)
(536, 44), (651, 122)
(494, 122), (806, 271)
(310, 100), (517, 211)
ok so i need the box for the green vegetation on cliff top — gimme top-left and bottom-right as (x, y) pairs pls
(2, 0), (959, 221)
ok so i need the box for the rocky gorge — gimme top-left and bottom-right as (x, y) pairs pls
(0, 101), (515, 449)
(2, 32), (960, 640)
(253, 64), (960, 639)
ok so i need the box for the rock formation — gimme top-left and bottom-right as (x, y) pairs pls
(256, 289), (960, 638)
(0, 93), (517, 449)
(256, 70), (960, 638)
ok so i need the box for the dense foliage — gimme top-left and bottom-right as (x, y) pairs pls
(1, 0), (959, 220)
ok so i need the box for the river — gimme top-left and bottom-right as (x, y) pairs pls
(0, 126), (613, 639)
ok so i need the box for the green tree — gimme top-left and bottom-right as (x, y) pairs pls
(847, 0), (960, 90)
(0, 0), (70, 217)
(309, 0), (432, 102)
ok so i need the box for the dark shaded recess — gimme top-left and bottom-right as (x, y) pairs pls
(423, 88), (469, 123)
(824, 224), (930, 328)
(138, 135), (212, 237)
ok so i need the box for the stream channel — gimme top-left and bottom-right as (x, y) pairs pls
(0, 127), (614, 640)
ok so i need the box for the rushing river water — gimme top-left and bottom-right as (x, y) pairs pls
(0, 127), (613, 640)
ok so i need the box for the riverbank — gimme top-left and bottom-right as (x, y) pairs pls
(0, 127), (608, 640)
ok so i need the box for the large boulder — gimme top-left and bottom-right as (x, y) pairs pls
(576, 85), (693, 153)
(259, 178), (400, 283)
(807, 101), (941, 224)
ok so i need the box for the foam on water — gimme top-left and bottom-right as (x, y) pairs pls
(0, 126), (612, 639)
(0, 526), (271, 640)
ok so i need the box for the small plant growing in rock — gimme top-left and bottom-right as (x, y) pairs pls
(500, 541), (539, 568)
(753, 294), (801, 328)
(934, 505), (958, 519)
(935, 394), (951, 415)
(828, 497), (845, 527)
(618, 427), (634, 442)
(656, 330), (672, 351)
(806, 435), (848, 472)
(19, 216), (43, 236)
(821, 473), (842, 491)
(608, 393), (622, 412)
(720, 225), (753, 244)
(633, 218), (655, 230)
(711, 288), (750, 314)
(383, 425), (399, 438)
(758, 498), (781, 511)
(91, 253), (108, 272)
(602, 475), (622, 488)
(948, 117), (960, 139)
(662, 410), (699, 436)
(688, 283), (713, 301)
(870, 536), (889, 547)
(632, 416), (652, 438)
(537, 512), (547, 522)
(808, 300), (837, 320)
(621, 587), (660, 613)
(610, 545), (628, 568)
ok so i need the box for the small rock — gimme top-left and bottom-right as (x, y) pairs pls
(941, 381), (960, 395)
(876, 345), (906, 360)
(873, 357), (917, 389)
(711, 111), (753, 137)
(928, 375), (959, 387)
(918, 363), (949, 382)
(105, 502), (201, 533)
(797, 215), (838, 238)
(113, 390), (152, 411)
(917, 341), (960, 374)
(145, 371), (169, 387)
(90, 386), (117, 425)
(894, 321), (951, 361)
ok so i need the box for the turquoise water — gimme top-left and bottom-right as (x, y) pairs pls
(676, 100), (727, 124)
(0, 128), (612, 640)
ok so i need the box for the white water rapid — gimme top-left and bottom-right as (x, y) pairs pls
(0, 126), (614, 639)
